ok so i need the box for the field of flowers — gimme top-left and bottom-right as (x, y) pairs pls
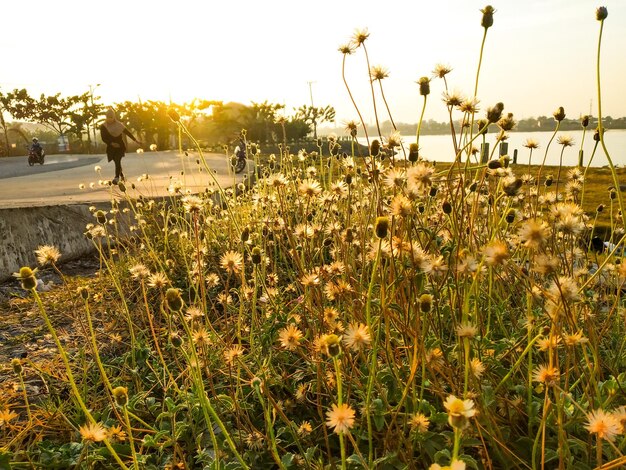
(2, 5), (626, 470)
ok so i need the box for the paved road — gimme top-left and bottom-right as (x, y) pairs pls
(0, 151), (253, 208)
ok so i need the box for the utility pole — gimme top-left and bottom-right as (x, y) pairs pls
(89, 84), (101, 153)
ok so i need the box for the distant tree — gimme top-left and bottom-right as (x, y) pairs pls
(243, 101), (285, 143)
(295, 105), (336, 140)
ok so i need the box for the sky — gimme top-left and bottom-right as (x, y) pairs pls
(2, 1), (626, 126)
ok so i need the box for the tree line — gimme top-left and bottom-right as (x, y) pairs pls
(0, 88), (336, 156)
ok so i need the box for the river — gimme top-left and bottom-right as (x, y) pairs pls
(358, 129), (626, 167)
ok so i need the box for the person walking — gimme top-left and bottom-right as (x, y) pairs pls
(100, 108), (141, 184)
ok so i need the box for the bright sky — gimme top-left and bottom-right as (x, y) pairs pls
(3, 1), (626, 126)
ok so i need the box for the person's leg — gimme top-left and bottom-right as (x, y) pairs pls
(113, 157), (122, 183)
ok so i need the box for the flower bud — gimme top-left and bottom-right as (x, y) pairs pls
(486, 102), (504, 123)
(118, 181), (127, 192)
(419, 293), (433, 313)
(16, 267), (37, 290)
(417, 77), (430, 96)
(170, 332), (183, 348)
(596, 6), (608, 21)
(429, 186), (438, 198)
(375, 217), (389, 239)
(581, 115), (590, 128)
(596, 204), (604, 213)
(78, 286), (89, 300)
(95, 210), (107, 224)
(505, 209), (516, 224)
(370, 139), (381, 156)
(112, 386), (129, 407)
(12, 358), (23, 374)
(324, 334), (342, 357)
(417, 203), (425, 214)
(408, 143), (419, 162)
(165, 288), (184, 312)
(481, 5), (495, 28)
(487, 159), (502, 170)
(345, 174), (352, 185)
(241, 226), (250, 243)
(251, 247), (262, 265)
(545, 175), (553, 187)
(251, 376), (263, 390)
(553, 106), (566, 122)
(442, 201), (452, 214)
(609, 188), (617, 200)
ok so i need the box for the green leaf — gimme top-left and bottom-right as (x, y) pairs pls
(281, 453), (295, 468)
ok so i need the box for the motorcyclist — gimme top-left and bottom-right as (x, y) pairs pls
(30, 138), (43, 157)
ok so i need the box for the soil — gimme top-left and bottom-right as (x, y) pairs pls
(0, 255), (100, 399)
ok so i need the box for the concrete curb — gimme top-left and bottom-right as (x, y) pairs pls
(0, 203), (110, 282)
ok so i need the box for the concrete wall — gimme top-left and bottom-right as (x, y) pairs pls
(0, 204), (101, 281)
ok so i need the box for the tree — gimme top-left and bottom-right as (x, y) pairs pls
(294, 104), (336, 140)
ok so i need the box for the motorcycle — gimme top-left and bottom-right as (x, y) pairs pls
(231, 145), (247, 174)
(28, 147), (45, 166)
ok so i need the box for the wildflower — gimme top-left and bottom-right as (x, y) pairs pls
(483, 240), (509, 266)
(351, 27), (369, 46)
(338, 43), (356, 55)
(0, 407), (18, 427)
(94, 165), (102, 172)
(278, 325), (303, 351)
(298, 178), (322, 198)
(456, 323), (478, 339)
(326, 403), (356, 434)
(330, 181), (348, 197)
(192, 327), (211, 347)
(391, 194), (413, 218)
(433, 64), (452, 79)
(498, 113), (516, 131)
(13, 266), (37, 290)
(444, 395), (476, 429)
(386, 131), (403, 149)
(224, 345), (244, 366)
(298, 421), (313, 436)
(129, 264), (150, 280)
(370, 65), (389, 81)
(150, 143), (157, 151)
(409, 412), (430, 433)
(443, 90), (464, 107)
(585, 409), (620, 441)
(343, 120), (359, 137)
(557, 135), (574, 147)
(343, 323), (371, 351)
(112, 386), (128, 407)
(300, 272), (320, 287)
(245, 431), (264, 450)
(147, 272), (169, 289)
(517, 219), (549, 249)
(182, 195), (204, 213)
(108, 425), (127, 442)
(532, 364), (559, 385)
(34, 245), (61, 266)
(220, 250), (244, 274)
(523, 138), (539, 149)
(79, 422), (108, 442)
(470, 358), (486, 378)
(407, 163), (434, 193)
(563, 331), (589, 347)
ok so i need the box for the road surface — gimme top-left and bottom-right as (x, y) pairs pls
(0, 151), (254, 208)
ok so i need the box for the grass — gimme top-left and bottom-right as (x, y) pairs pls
(2, 5), (626, 470)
